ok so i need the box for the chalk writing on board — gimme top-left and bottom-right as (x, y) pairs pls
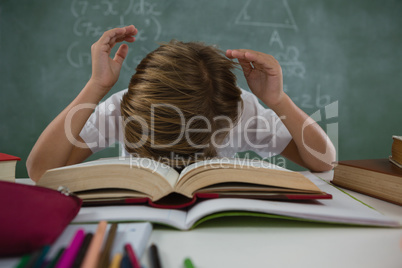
(269, 30), (284, 49)
(268, 30), (306, 79)
(284, 84), (332, 110)
(269, 28), (329, 111)
(235, 0), (298, 31)
(71, 0), (133, 18)
(274, 46), (305, 79)
(131, 0), (162, 41)
(132, 0), (161, 16)
(67, 0), (162, 70)
(67, 41), (91, 68)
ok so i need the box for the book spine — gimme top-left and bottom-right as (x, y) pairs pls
(331, 180), (402, 206)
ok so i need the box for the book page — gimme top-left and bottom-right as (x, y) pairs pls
(178, 158), (291, 182)
(51, 157), (180, 189)
(392, 135), (402, 141)
(73, 205), (188, 230)
(128, 157), (180, 188)
(184, 172), (399, 229)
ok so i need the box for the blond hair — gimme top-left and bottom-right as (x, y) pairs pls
(121, 40), (242, 168)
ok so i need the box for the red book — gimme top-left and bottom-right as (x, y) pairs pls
(0, 153), (21, 162)
(0, 153), (21, 182)
(82, 192), (332, 209)
(332, 159), (402, 206)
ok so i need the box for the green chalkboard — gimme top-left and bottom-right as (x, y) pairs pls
(1, 0), (401, 178)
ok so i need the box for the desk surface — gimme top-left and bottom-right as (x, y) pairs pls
(142, 171), (402, 268)
(5, 172), (402, 268)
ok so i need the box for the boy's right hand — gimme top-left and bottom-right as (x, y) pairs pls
(89, 25), (138, 96)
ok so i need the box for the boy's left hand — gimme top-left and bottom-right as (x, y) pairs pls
(226, 49), (284, 108)
(90, 25), (138, 95)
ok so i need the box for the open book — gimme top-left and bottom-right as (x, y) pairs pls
(72, 172), (400, 230)
(37, 157), (331, 208)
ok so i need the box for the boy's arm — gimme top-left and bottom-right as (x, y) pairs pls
(27, 26), (137, 182)
(226, 49), (336, 172)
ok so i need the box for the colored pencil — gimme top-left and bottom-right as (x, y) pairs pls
(81, 221), (108, 268)
(56, 229), (85, 268)
(99, 223), (118, 268)
(124, 243), (141, 268)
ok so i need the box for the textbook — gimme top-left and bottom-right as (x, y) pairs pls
(37, 157), (331, 208)
(0, 153), (21, 182)
(389, 135), (402, 168)
(332, 159), (402, 206)
(73, 172), (400, 229)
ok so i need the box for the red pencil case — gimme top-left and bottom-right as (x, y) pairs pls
(0, 181), (82, 256)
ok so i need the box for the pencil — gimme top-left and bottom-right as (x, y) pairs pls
(184, 258), (195, 268)
(124, 243), (141, 268)
(25, 245), (50, 268)
(108, 253), (123, 268)
(80, 221), (108, 268)
(15, 254), (30, 268)
(56, 229), (85, 268)
(72, 233), (93, 268)
(148, 244), (162, 268)
(120, 252), (131, 268)
(99, 223), (118, 268)
(47, 248), (65, 268)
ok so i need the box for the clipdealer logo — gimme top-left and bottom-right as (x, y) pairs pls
(302, 101), (338, 165)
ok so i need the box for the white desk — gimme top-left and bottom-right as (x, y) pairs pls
(4, 173), (402, 268)
(141, 171), (402, 268)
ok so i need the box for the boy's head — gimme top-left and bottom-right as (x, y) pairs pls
(121, 40), (242, 168)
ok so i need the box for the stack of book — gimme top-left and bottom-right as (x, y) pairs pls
(332, 135), (402, 206)
(389, 135), (402, 168)
(36, 157), (399, 228)
(37, 157), (333, 208)
(0, 153), (20, 182)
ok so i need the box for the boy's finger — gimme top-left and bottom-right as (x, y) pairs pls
(124, 36), (136, 42)
(123, 25), (137, 35)
(115, 26), (138, 43)
(109, 36), (117, 49)
(98, 26), (137, 48)
(226, 49), (235, 59)
(228, 49), (278, 68)
(242, 51), (279, 71)
(229, 49), (248, 61)
(98, 27), (125, 46)
(227, 49), (254, 76)
(115, 34), (136, 43)
(114, 44), (129, 65)
(238, 59), (253, 77)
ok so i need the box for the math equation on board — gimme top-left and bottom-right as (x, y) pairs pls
(66, 0), (332, 112)
(67, 0), (162, 72)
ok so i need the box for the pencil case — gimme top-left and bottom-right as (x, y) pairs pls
(0, 180), (82, 256)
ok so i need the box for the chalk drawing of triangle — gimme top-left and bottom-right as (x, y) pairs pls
(235, 0), (298, 31)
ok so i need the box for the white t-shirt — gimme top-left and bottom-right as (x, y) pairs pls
(79, 88), (292, 158)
